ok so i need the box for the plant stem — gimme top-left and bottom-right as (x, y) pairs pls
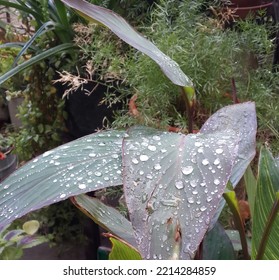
(223, 192), (250, 260)
(231, 78), (239, 104)
(180, 87), (194, 133)
(256, 193), (279, 260)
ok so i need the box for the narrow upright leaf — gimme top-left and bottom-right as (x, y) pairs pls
(12, 21), (57, 67)
(252, 147), (279, 259)
(0, 130), (124, 229)
(61, 0), (193, 88)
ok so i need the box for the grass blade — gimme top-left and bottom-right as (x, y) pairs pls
(0, 43), (75, 85)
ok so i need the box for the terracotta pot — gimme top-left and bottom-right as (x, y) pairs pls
(226, 0), (273, 19)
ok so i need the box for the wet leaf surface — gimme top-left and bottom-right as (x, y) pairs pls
(123, 126), (239, 259)
(0, 130), (125, 229)
(201, 102), (257, 226)
(0, 103), (257, 259)
(73, 194), (136, 247)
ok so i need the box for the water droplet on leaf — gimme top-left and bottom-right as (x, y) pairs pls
(154, 163), (161, 170)
(140, 155), (149, 162)
(202, 159), (209, 166)
(175, 180), (184, 189)
(214, 179), (220, 185)
(148, 145), (156, 151)
(132, 158), (139, 164)
(78, 184), (86, 190)
(94, 171), (102, 177)
(182, 166), (194, 175)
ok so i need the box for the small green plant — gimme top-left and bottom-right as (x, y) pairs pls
(0, 220), (48, 260)
(0, 133), (13, 154)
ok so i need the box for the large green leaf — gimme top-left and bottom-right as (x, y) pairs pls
(0, 43), (75, 85)
(122, 102), (256, 260)
(123, 126), (239, 259)
(0, 103), (256, 258)
(73, 194), (136, 247)
(252, 147), (279, 259)
(202, 222), (235, 260)
(61, 0), (193, 89)
(200, 102), (257, 226)
(0, 130), (124, 230)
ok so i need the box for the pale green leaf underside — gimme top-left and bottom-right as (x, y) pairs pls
(200, 102), (257, 227)
(0, 130), (124, 229)
(74, 194), (136, 247)
(123, 126), (239, 260)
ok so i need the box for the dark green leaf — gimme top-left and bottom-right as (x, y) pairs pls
(0, 130), (124, 230)
(0, 1), (42, 24)
(12, 21), (57, 67)
(0, 42), (38, 52)
(226, 230), (252, 254)
(203, 222), (235, 260)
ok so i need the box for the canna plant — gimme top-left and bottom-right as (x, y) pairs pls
(0, 102), (257, 260)
(0, 0), (259, 259)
